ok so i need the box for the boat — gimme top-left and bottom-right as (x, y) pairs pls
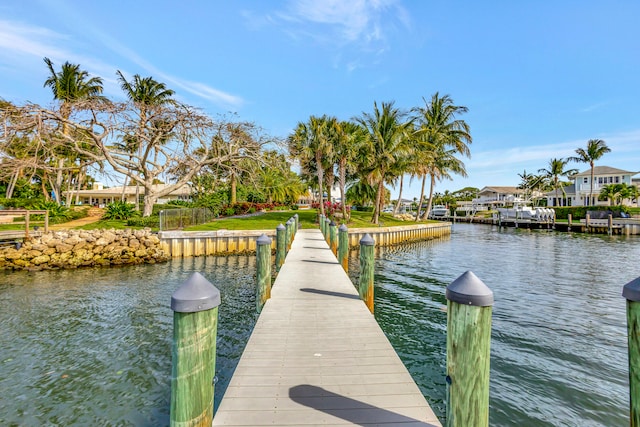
(430, 205), (449, 217)
(497, 203), (555, 221)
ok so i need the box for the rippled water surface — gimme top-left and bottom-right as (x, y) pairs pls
(0, 256), (257, 426)
(362, 223), (636, 426)
(0, 224), (636, 426)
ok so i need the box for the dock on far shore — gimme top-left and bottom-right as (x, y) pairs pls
(212, 228), (441, 426)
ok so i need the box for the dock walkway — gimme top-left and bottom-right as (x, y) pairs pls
(213, 228), (441, 426)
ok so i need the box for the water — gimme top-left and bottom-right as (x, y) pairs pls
(0, 223), (636, 426)
(0, 257), (258, 426)
(365, 223), (635, 426)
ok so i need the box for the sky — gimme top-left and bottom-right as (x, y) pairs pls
(1, 0), (639, 200)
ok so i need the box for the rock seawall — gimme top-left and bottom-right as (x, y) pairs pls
(0, 229), (168, 271)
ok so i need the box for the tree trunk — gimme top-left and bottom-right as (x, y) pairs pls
(316, 151), (325, 217)
(339, 159), (348, 219)
(372, 178), (384, 224)
(393, 176), (404, 215)
(416, 175), (426, 222)
(424, 174), (436, 220)
(142, 184), (156, 217)
(230, 172), (237, 204)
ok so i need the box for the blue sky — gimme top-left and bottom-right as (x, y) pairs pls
(1, 0), (639, 200)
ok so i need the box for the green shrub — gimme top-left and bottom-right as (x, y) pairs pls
(224, 207), (236, 216)
(126, 216), (159, 228)
(553, 205), (629, 220)
(291, 204), (299, 210)
(103, 201), (137, 220)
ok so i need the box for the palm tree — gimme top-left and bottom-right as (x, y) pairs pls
(412, 93), (472, 219)
(288, 115), (335, 217)
(43, 57), (106, 204)
(599, 183), (638, 206)
(333, 121), (366, 219)
(116, 71), (176, 209)
(538, 158), (578, 206)
(568, 139), (611, 206)
(356, 101), (411, 224)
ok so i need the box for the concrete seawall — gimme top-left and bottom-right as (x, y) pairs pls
(159, 222), (452, 258)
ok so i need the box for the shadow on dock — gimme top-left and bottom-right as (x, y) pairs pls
(289, 385), (440, 427)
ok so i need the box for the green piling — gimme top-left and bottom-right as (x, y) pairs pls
(170, 272), (221, 427)
(286, 218), (294, 250)
(623, 277), (640, 427)
(338, 224), (349, 273)
(359, 234), (375, 313)
(294, 213), (299, 234)
(445, 271), (494, 427)
(325, 218), (331, 243)
(276, 223), (286, 272)
(319, 214), (325, 234)
(329, 221), (338, 255)
(256, 234), (272, 313)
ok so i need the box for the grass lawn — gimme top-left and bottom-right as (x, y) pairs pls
(186, 209), (435, 231)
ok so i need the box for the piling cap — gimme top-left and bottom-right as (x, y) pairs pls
(623, 276), (640, 302)
(339, 224), (348, 232)
(276, 223), (285, 231)
(360, 233), (375, 246)
(446, 270), (494, 307)
(330, 220), (336, 226)
(257, 233), (272, 245)
(171, 272), (221, 313)
(294, 214), (299, 219)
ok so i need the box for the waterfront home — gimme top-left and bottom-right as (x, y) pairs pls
(63, 182), (192, 207)
(472, 186), (525, 209)
(544, 166), (639, 206)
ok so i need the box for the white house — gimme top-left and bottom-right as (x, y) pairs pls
(545, 166), (639, 207)
(473, 186), (525, 208)
(63, 183), (192, 207)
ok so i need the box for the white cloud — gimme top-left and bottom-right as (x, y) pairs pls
(0, 18), (244, 110)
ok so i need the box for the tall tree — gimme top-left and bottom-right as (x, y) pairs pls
(116, 71), (176, 209)
(356, 101), (411, 224)
(288, 115), (335, 217)
(568, 139), (611, 206)
(538, 158), (577, 206)
(43, 58), (106, 204)
(412, 93), (472, 219)
(333, 121), (366, 219)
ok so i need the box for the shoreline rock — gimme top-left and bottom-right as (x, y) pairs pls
(0, 228), (168, 271)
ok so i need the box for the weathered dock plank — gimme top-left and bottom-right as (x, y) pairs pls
(213, 228), (441, 427)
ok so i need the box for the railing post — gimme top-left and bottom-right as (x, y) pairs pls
(294, 213), (299, 234)
(359, 234), (375, 314)
(256, 234), (272, 313)
(623, 277), (640, 426)
(170, 272), (221, 427)
(445, 271), (493, 427)
(276, 223), (286, 272)
(329, 221), (338, 255)
(338, 224), (349, 273)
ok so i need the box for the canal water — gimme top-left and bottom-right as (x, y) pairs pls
(0, 223), (636, 426)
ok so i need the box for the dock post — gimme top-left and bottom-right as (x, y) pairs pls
(276, 224), (286, 272)
(338, 224), (349, 273)
(329, 221), (338, 255)
(623, 276), (640, 426)
(318, 214), (324, 234)
(170, 272), (221, 427)
(586, 213), (591, 230)
(256, 234), (272, 313)
(568, 214), (572, 232)
(294, 213), (299, 233)
(608, 214), (613, 236)
(285, 219), (293, 251)
(359, 234), (375, 314)
(324, 218), (331, 243)
(445, 271), (494, 427)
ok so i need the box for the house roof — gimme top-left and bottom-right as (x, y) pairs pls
(64, 184), (192, 197)
(573, 166), (638, 177)
(478, 186), (523, 195)
(545, 183), (576, 197)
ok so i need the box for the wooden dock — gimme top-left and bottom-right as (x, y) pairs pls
(213, 228), (441, 426)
